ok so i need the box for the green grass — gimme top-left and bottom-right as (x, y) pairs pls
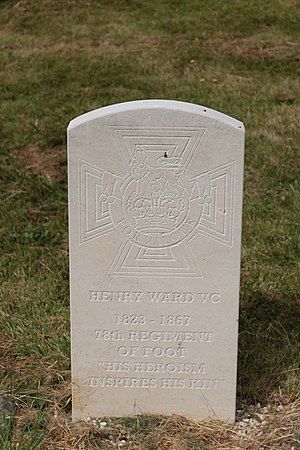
(0, 399), (45, 450)
(0, 0), (299, 448)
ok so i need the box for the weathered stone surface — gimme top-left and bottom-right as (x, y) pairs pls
(68, 100), (244, 422)
(0, 395), (15, 426)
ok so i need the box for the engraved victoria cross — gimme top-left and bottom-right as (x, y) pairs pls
(78, 127), (235, 277)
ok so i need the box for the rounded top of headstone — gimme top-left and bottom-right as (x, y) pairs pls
(68, 100), (244, 132)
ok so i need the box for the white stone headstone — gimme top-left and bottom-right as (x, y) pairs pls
(68, 100), (244, 422)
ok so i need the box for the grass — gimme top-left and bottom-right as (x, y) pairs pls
(0, 0), (299, 448)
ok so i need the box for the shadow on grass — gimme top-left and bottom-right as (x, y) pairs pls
(237, 292), (299, 403)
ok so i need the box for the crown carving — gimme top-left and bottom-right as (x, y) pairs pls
(126, 176), (185, 232)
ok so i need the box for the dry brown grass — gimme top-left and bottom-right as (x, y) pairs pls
(0, 331), (16, 375)
(30, 393), (299, 450)
(7, 32), (164, 57)
(205, 34), (299, 61)
(264, 104), (299, 139)
(12, 144), (65, 183)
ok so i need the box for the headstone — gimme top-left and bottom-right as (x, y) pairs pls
(68, 100), (244, 422)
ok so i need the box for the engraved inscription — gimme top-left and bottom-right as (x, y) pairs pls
(98, 361), (207, 375)
(89, 290), (222, 304)
(95, 330), (124, 341)
(127, 331), (214, 343)
(189, 378), (225, 389)
(90, 289), (218, 392)
(89, 291), (143, 302)
(117, 346), (187, 358)
(89, 289), (219, 392)
(199, 292), (221, 303)
(159, 315), (190, 326)
(114, 314), (146, 325)
(88, 377), (225, 390)
(95, 330), (214, 343)
(89, 376), (157, 389)
(148, 291), (194, 303)
(132, 362), (207, 374)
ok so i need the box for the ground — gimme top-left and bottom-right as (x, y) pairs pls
(0, 0), (299, 448)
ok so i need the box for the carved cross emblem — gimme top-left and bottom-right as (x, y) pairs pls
(78, 127), (235, 277)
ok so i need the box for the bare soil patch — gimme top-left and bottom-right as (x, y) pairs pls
(13, 144), (65, 182)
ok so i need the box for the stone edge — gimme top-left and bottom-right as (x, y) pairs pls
(67, 100), (245, 132)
